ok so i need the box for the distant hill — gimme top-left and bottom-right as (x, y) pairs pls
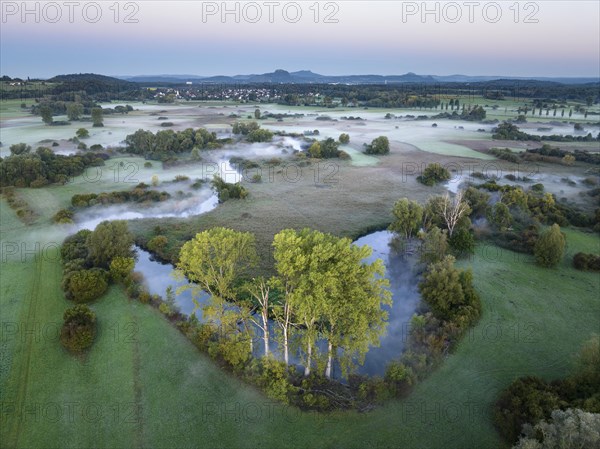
(118, 69), (438, 85)
(46, 73), (137, 96)
(116, 70), (598, 85)
(431, 74), (599, 84)
(49, 73), (134, 86)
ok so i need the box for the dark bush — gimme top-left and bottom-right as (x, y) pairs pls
(573, 252), (600, 271)
(61, 230), (92, 262)
(494, 376), (565, 443)
(418, 163), (450, 186)
(64, 269), (108, 303)
(60, 304), (97, 353)
(52, 208), (74, 224)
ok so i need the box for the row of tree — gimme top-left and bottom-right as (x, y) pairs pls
(60, 221), (136, 353)
(175, 227), (391, 379)
(123, 127), (225, 160)
(0, 145), (106, 188)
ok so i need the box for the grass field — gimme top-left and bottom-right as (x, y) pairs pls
(1, 99), (599, 448)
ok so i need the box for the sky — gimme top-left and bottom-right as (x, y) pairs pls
(1, 1), (599, 78)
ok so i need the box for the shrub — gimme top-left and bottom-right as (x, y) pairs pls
(86, 220), (134, 268)
(190, 323), (218, 352)
(52, 208), (74, 224)
(449, 228), (475, 257)
(60, 304), (97, 353)
(490, 202), (513, 230)
(355, 376), (393, 404)
(384, 361), (416, 396)
(138, 290), (151, 304)
(232, 121), (260, 135)
(211, 175), (248, 202)
(109, 256), (135, 283)
(531, 183), (545, 193)
(494, 376), (564, 444)
(364, 136), (390, 155)
(419, 256), (480, 326)
(251, 358), (297, 404)
(159, 302), (173, 317)
(76, 128), (89, 139)
(573, 252), (600, 271)
(533, 224), (565, 268)
(147, 235), (168, 252)
(419, 226), (449, 265)
(418, 163), (450, 186)
(61, 229), (92, 262)
(246, 128), (273, 142)
(65, 269), (108, 303)
(338, 150), (351, 160)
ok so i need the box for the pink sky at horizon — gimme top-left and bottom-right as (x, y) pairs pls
(1, 1), (598, 78)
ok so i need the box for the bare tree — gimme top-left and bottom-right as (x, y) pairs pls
(441, 191), (470, 237)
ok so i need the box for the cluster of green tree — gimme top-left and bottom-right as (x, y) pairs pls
(307, 137), (342, 159)
(261, 112), (305, 120)
(493, 122), (600, 143)
(32, 100), (132, 123)
(494, 335), (600, 445)
(492, 122), (533, 140)
(469, 181), (600, 269)
(475, 181), (596, 229)
(524, 144), (600, 165)
(247, 129), (274, 143)
(0, 145), (106, 188)
(417, 163), (451, 186)
(231, 121), (274, 142)
(489, 144), (600, 165)
(431, 105), (486, 121)
(211, 175), (248, 202)
(419, 255), (482, 331)
(232, 121), (260, 134)
(60, 304), (97, 353)
(52, 208), (74, 224)
(166, 227), (391, 409)
(71, 187), (170, 208)
(146, 234), (169, 255)
(363, 136), (390, 155)
(390, 193), (475, 260)
(489, 148), (520, 163)
(364, 196), (479, 405)
(124, 128), (225, 161)
(61, 221), (135, 300)
(0, 186), (38, 224)
(573, 252), (600, 271)
(228, 156), (260, 171)
(339, 133), (350, 144)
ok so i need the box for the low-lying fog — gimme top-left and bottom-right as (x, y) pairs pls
(74, 185), (218, 231)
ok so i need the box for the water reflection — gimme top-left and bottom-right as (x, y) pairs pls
(134, 230), (422, 377)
